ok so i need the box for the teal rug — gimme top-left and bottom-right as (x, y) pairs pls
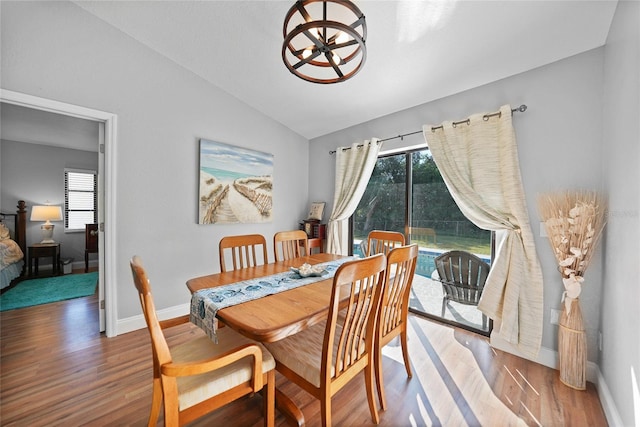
(0, 272), (98, 311)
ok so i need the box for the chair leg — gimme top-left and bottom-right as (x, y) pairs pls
(365, 360), (380, 424)
(148, 377), (163, 427)
(320, 390), (332, 427)
(441, 297), (447, 318)
(264, 370), (275, 427)
(482, 313), (487, 330)
(85, 251), (89, 273)
(374, 345), (387, 411)
(400, 327), (412, 378)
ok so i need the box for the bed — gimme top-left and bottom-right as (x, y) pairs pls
(1, 200), (27, 290)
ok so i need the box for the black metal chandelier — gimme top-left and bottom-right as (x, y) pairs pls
(282, 0), (367, 84)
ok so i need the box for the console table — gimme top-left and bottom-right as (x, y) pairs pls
(28, 243), (61, 277)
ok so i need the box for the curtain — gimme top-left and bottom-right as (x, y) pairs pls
(326, 139), (382, 255)
(423, 105), (543, 358)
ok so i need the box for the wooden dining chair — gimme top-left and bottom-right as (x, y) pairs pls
(374, 244), (418, 411)
(365, 230), (406, 257)
(130, 256), (275, 427)
(273, 230), (308, 261)
(264, 254), (387, 427)
(219, 234), (268, 272)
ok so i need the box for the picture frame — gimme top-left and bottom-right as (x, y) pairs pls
(307, 201), (325, 221)
(199, 139), (274, 224)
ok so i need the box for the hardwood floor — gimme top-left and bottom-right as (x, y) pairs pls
(0, 279), (607, 426)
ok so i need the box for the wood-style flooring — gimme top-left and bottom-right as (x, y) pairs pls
(0, 272), (607, 426)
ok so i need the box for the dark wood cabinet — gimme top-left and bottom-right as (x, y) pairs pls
(85, 224), (99, 272)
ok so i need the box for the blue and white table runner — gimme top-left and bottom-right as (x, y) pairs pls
(190, 257), (357, 342)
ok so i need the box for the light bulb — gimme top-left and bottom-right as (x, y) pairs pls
(335, 31), (350, 44)
(302, 48), (313, 59)
(332, 52), (342, 65)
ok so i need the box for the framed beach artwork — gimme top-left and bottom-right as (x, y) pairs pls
(199, 139), (274, 224)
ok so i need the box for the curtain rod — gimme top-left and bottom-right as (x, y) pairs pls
(329, 104), (527, 154)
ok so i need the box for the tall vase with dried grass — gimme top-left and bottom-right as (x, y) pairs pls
(537, 190), (606, 390)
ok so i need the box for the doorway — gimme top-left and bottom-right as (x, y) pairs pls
(0, 89), (117, 336)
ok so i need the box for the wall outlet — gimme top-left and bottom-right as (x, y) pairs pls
(599, 331), (603, 351)
(550, 308), (560, 325)
(540, 222), (547, 237)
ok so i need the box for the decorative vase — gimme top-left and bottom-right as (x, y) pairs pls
(558, 298), (587, 390)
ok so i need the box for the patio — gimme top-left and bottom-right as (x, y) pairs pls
(409, 273), (489, 333)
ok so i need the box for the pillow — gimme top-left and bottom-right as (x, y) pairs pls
(0, 223), (10, 240)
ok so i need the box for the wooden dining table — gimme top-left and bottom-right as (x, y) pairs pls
(186, 252), (350, 426)
(186, 253), (350, 342)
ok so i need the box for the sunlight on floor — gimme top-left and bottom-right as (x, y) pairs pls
(406, 316), (527, 426)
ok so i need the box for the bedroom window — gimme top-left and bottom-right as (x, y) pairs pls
(64, 168), (97, 232)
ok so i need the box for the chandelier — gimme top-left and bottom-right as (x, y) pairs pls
(282, 0), (367, 84)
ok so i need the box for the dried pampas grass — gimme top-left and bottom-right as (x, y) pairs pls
(537, 190), (606, 390)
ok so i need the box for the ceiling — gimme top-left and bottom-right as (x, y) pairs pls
(6, 1), (619, 144)
(72, 0), (617, 140)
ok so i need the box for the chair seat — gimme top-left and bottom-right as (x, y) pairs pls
(173, 327), (275, 411)
(265, 321), (363, 388)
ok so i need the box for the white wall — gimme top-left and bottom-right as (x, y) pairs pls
(312, 47), (606, 362)
(601, 2), (640, 426)
(0, 140), (99, 264)
(1, 1), (310, 320)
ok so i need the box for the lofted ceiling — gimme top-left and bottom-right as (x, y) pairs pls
(5, 1), (619, 146)
(72, 0), (617, 140)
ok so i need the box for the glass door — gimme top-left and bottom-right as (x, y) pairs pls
(352, 148), (492, 335)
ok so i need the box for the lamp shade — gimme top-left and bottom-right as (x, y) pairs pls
(31, 205), (63, 222)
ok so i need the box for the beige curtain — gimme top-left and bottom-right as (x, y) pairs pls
(423, 105), (543, 358)
(326, 139), (382, 255)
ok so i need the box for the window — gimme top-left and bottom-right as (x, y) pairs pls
(64, 168), (97, 231)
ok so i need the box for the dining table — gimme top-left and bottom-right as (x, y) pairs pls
(186, 252), (353, 426)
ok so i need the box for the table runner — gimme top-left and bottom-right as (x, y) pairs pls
(190, 257), (357, 343)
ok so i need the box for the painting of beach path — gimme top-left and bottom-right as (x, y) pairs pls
(199, 139), (273, 224)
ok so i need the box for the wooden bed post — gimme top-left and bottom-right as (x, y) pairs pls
(16, 200), (27, 274)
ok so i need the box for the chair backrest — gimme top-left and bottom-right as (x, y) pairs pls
(273, 230), (308, 261)
(434, 250), (490, 305)
(324, 253), (386, 383)
(130, 256), (172, 369)
(366, 230), (405, 257)
(85, 223), (98, 252)
(408, 227), (436, 244)
(378, 244), (418, 339)
(219, 234), (268, 272)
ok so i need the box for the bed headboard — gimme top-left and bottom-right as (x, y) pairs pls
(0, 200), (27, 257)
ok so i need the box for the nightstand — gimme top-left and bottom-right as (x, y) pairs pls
(28, 243), (61, 277)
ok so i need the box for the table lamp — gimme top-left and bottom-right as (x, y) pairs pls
(30, 204), (63, 243)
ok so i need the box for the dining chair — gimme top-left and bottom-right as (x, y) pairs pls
(365, 230), (406, 257)
(84, 223), (98, 272)
(434, 250), (490, 329)
(130, 256), (276, 427)
(308, 237), (323, 254)
(264, 253), (387, 427)
(374, 244), (418, 411)
(273, 230), (308, 261)
(219, 234), (268, 272)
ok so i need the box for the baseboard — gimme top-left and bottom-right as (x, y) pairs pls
(117, 303), (190, 335)
(489, 332), (599, 383)
(596, 369), (625, 427)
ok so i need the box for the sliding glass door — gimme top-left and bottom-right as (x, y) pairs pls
(352, 148), (492, 335)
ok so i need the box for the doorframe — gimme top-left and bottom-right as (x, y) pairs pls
(1, 88), (118, 337)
